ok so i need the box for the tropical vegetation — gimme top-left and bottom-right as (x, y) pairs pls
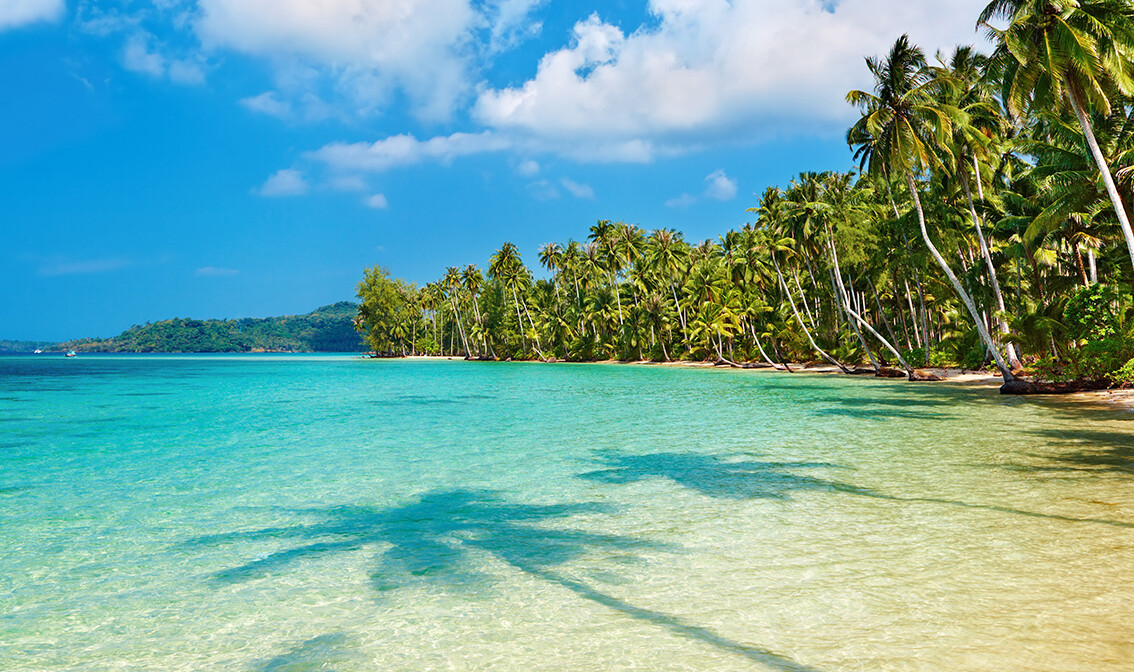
(355, 0), (1134, 390)
(62, 302), (364, 353)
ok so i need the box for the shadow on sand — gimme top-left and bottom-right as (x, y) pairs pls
(1014, 428), (1134, 475)
(187, 489), (823, 672)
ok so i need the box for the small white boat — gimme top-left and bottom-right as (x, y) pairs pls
(65, 350), (77, 358)
(33, 349), (42, 354)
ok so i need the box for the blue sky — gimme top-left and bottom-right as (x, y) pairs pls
(1, 0), (990, 341)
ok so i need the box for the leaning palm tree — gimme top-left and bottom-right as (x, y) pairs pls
(936, 45), (1024, 369)
(980, 0), (1134, 273)
(442, 266), (472, 356)
(848, 35), (1018, 382)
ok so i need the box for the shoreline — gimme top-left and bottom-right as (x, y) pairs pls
(381, 353), (1134, 411)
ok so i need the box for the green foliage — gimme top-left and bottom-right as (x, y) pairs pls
(61, 303), (363, 353)
(1063, 283), (1120, 342)
(1112, 358), (1134, 387)
(1032, 337), (1134, 381)
(356, 267), (421, 356)
(901, 346), (953, 368)
(0, 340), (58, 353)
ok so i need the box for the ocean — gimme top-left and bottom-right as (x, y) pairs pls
(1, 354), (1131, 671)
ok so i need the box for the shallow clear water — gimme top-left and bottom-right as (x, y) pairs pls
(1, 354), (1132, 671)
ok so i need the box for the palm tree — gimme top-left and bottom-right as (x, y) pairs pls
(848, 34), (1018, 382)
(489, 242), (529, 354)
(443, 266), (472, 356)
(463, 264), (491, 358)
(937, 45), (1024, 369)
(645, 229), (690, 342)
(980, 0), (1134, 273)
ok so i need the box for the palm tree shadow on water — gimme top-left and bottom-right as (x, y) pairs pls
(186, 489), (825, 672)
(578, 450), (1134, 528)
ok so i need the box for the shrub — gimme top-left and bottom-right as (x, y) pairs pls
(1064, 284), (1119, 343)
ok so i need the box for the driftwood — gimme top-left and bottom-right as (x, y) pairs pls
(848, 367), (876, 375)
(1000, 378), (1113, 395)
(875, 367), (907, 378)
(909, 369), (944, 381)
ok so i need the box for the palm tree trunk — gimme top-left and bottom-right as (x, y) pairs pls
(751, 324), (787, 371)
(829, 235), (914, 376)
(449, 296), (471, 356)
(961, 167), (1021, 369)
(906, 171), (1014, 381)
(867, 276), (901, 351)
(510, 283), (528, 353)
(1068, 91), (1134, 277)
(792, 268), (818, 329)
(773, 253), (849, 372)
(903, 278), (921, 349)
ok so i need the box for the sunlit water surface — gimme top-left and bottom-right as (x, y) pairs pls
(1, 355), (1132, 672)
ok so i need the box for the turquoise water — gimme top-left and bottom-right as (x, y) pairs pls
(1, 355), (1132, 671)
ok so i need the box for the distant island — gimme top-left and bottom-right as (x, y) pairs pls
(7, 302), (364, 353)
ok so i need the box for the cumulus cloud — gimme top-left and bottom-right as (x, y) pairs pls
(196, 266), (239, 277)
(560, 177), (594, 199)
(475, 0), (990, 153)
(257, 169), (309, 196)
(516, 159), (540, 177)
(121, 31), (206, 84)
(703, 169), (736, 200)
(0, 0), (64, 31)
(363, 193), (389, 209)
(195, 0), (480, 121)
(309, 131), (512, 172)
(240, 91), (292, 118)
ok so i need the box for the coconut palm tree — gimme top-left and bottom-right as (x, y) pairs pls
(980, 0), (1134, 273)
(848, 34), (1018, 382)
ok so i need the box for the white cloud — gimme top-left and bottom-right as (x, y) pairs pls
(517, 159), (540, 177)
(363, 193), (389, 209)
(665, 193), (696, 209)
(309, 131), (512, 172)
(240, 91), (292, 118)
(560, 177), (594, 199)
(122, 33), (165, 77)
(195, 0), (480, 121)
(121, 31), (206, 84)
(475, 0), (991, 154)
(486, 0), (545, 53)
(0, 0), (63, 31)
(168, 58), (206, 85)
(703, 168), (736, 200)
(257, 169), (309, 196)
(196, 266), (239, 277)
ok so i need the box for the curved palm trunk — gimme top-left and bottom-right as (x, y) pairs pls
(828, 234), (915, 376)
(962, 165), (1021, 369)
(906, 172), (1014, 382)
(866, 277), (901, 351)
(449, 295), (472, 356)
(1068, 92), (1134, 277)
(750, 324), (788, 371)
(772, 254), (849, 372)
(510, 283), (528, 353)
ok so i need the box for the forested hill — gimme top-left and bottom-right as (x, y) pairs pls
(60, 302), (365, 353)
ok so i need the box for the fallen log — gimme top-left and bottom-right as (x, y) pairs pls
(910, 369), (944, 381)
